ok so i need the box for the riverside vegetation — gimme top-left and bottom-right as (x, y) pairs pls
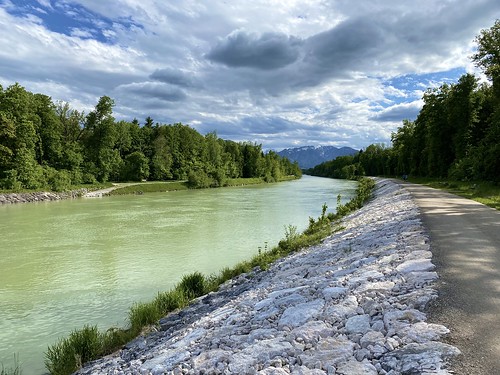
(41, 177), (374, 375)
(0, 85), (301, 192)
(307, 20), (500, 187)
(403, 177), (500, 210)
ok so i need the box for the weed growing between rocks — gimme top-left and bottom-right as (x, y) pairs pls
(44, 178), (375, 375)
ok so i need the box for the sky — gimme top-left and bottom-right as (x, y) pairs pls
(0, 1), (499, 151)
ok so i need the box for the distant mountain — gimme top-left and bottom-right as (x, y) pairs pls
(277, 145), (358, 169)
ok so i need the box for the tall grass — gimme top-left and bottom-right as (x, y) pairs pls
(1, 354), (21, 375)
(44, 177), (375, 375)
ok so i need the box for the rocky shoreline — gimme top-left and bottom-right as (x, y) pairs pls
(0, 189), (89, 204)
(77, 179), (459, 374)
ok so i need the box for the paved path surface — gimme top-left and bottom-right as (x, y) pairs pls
(399, 182), (500, 374)
(83, 182), (146, 197)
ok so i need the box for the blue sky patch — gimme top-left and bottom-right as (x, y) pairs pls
(5, 0), (140, 43)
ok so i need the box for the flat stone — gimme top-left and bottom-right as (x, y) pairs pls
(396, 259), (435, 273)
(360, 330), (385, 349)
(278, 299), (324, 328)
(322, 286), (348, 299)
(336, 359), (378, 375)
(299, 336), (355, 368)
(345, 314), (371, 334)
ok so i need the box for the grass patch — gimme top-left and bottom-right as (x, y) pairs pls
(109, 176), (300, 195)
(1, 355), (21, 375)
(45, 325), (103, 375)
(108, 181), (189, 195)
(178, 272), (206, 299)
(44, 177), (374, 375)
(406, 177), (500, 210)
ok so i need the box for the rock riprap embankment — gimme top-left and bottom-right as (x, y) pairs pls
(0, 189), (88, 204)
(77, 179), (459, 374)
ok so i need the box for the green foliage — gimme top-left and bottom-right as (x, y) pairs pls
(333, 178), (376, 219)
(128, 302), (161, 332)
(121, 151), (149, 181)
(44, 325), (102, 375)
(178, 272), (206, 298)
(308, 21), (500, 183)
(0, 84), (300, 191)
(44, 168), (72, 192)
(187, 169), (213, 188)
(407, 177), (500, 210)
(0, 170), (21, 190)
(0, 354), (21, 375)
(155, 289), (189, 314)
(472, 19), (500, 84)
(44, 177), (375, 374)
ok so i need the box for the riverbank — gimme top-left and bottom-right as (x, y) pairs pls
(75, 179), (459, 374)
(0, 177), (299, 204)
(0, 189), (89, 204)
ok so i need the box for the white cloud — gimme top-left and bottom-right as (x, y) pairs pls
(0, 0), (499, 150)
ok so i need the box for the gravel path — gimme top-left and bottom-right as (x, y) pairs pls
(77, 179), (459, 374)
(400, 182), (500, 374)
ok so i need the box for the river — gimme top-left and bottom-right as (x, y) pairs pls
(0, 176), (356, 374)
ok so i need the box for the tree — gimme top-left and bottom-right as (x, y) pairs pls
(472, 20), (500, 181)
(391, 120), (414, 175)
(82, 96), (120, 182)
(242, 142), (263, 178)
(33, 93), (64, 167)
(0, 111), (16, 174)
(473, 19), (500, 92)
(122, 151), (149, 181)
(150, 126), (173, 180)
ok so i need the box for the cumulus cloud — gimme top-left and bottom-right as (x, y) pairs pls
(1, 0), (499, 150)
(150, 68), (199, 88)
(370, 101), (423, 122)
(115, 82), (187, 102)
(207, 30), (303, 70)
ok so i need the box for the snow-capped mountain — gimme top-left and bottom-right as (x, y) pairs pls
(277, 146), (358, 169)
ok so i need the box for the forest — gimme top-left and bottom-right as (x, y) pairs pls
(0, 88), (301, 191)
(307, 20), (500, 183)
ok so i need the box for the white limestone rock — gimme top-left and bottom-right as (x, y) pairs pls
(278, 299), (324, 328)
(345, 314), (371, 335)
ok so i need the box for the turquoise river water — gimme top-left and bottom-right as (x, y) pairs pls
(0, 176), (356, 374)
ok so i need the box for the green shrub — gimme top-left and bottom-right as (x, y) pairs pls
(155, 289), (189, 314)
(178, 272), (206, 298)
(0, 170), (21, 190)
(45, 325), (102, 375)
(100, 328), (135, 356)
(187, 170), (212, 188)
(128, 302), (161, 332)
(49, 170), (72, 192)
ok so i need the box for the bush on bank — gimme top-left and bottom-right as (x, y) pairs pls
(44, 177), (375, 375)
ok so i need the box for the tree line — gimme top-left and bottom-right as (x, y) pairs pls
(307, 20), (500, 183)
(0, 87), (301, 191)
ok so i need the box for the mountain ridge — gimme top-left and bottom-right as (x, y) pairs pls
(277, 145), (358, 169)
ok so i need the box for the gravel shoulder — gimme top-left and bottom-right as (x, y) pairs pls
(398, 181), (500, 374)
(77, 179), (459, 374)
